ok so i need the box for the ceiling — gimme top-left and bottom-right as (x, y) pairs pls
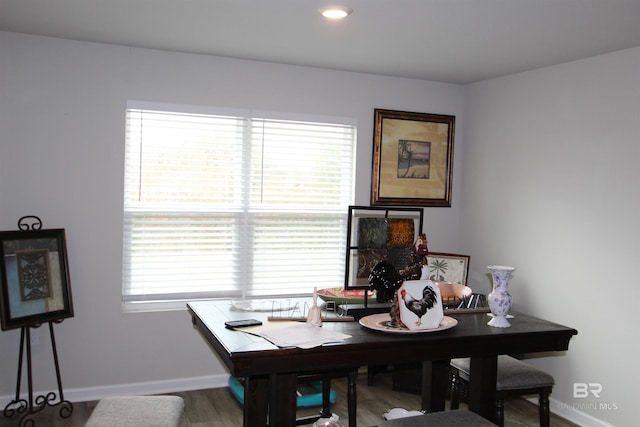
(2, 0), (640, 84)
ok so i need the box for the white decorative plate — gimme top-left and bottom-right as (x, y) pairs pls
(359, 313), (458, 334)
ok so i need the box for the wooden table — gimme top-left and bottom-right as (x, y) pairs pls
(187, 300), (577, 427)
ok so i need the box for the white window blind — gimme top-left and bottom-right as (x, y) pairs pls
(123, 102), (356, 310)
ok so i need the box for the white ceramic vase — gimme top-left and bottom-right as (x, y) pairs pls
(487, 265), (515, 328)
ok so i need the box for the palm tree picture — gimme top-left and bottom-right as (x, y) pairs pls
(397, 139), (431, 179)
(429, 258), (448, 281)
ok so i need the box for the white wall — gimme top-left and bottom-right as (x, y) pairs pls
(0, 32), (465, 401)
(461, 47), (640, 426)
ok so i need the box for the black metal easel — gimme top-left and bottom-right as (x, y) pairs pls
(3, 322), (73, 426)
(2, 216), (73, 426)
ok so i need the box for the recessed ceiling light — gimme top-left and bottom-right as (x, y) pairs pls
(319, 6), (353, 20)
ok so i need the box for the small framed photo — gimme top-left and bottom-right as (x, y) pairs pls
(425, 252), (470, 285)
(371, 109), (455, 207)
(0, 229), (73, 330)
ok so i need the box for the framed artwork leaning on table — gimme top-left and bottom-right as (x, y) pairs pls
(425, 252), (470, 285)
(344, 205), (423, 290)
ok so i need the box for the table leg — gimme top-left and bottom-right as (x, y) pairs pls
(319, 378), (332, 418)
(420, 360), (449, 412)
(468, 356), (498, 423)
(268, 373), (297, 426)
(243, 376), (269, 427)
(347, 370), (357, 427)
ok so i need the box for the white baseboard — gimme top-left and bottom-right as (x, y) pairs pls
(1, 374), (230, 407)
(526, 396), (616, 427)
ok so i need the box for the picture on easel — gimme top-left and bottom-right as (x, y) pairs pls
(0, 228), (73, 330)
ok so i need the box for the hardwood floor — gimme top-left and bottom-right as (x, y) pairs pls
(0, 371), (579, 426)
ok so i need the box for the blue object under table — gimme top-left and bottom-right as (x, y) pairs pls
(228, 376), (336, 408)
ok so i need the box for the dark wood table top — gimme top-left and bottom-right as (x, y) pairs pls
(187, 300), (577, 376)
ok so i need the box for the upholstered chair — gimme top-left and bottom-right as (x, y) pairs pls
(449, 355), (554, 427)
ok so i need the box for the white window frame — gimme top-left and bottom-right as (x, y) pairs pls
(122, 101), (357, 311)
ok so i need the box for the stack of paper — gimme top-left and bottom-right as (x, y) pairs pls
(257, 322), (351, 349)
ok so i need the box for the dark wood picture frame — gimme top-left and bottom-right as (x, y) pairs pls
(371, 109), (455, 207)
(0, 229), (73, 330)
(344, 205), (423, 290)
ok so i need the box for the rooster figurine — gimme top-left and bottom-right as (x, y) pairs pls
(400, 285), (438, 326)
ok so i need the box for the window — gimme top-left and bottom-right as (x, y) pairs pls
(123, 102), (356, 310)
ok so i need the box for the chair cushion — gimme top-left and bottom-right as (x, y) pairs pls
(451, 355), (555, 391)
(377, 409), (497, 426)
(85, 395), (184, 427)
